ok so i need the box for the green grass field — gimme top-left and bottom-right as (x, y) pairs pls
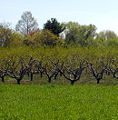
(0, 84), (118, 120)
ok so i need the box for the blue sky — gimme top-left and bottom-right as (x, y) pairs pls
(0, 0), (118, 34)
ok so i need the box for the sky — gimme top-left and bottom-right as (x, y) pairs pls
(0, 0), (118, 34)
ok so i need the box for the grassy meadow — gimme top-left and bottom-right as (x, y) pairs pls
(0, 84), (118, 120)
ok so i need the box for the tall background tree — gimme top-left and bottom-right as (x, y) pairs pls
(64, 22), (80, 44)
(96, 30), (118, 47)
(0, 23), (12, 47)
(97, 30), (117, 40)
(43, 18), (65, 36)
(15, 11), (38, 35)
(64, 22), (97, 46)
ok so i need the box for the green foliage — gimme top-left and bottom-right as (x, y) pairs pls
(64, 22), (80, 44)
(64, 22), (97, 46)
(40, 30), (64, 46)
(78, 24), (97, 46)
(10, 32), (24, 47)
(93, 30), (118, 47)
(21, 30), (64, 47)
(97, 30), (117, 40)
(106, 38), (118, 46)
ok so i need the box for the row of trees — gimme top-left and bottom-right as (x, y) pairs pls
(0, 47), (118, 85)
(0, 11), (118, 47)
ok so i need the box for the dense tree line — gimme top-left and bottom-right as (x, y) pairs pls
(0, 11), (118, 47)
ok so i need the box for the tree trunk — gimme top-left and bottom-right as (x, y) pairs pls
(60, 72), (63, 77)
(113, 72), (118, 79)
(30, 73), (33, 81)
(27, 72), (30, 77)
(54, 73), (58, 80)
(1, 76), (4, 83)
(106, 71), (110, 75)
(48, 77), (52, 83)
(74, 75), (77, 80)
(17, 79), (21, 84)
(71, 80), (76, 85)
(40, 72), (43, 78)
(97, 79), (100, 84)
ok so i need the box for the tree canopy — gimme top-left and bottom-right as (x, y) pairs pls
(0, 23), (12, 47)
(43, 18), (65, 36)
(16, 11), (38, 35)
(64, 22), (97, 46)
